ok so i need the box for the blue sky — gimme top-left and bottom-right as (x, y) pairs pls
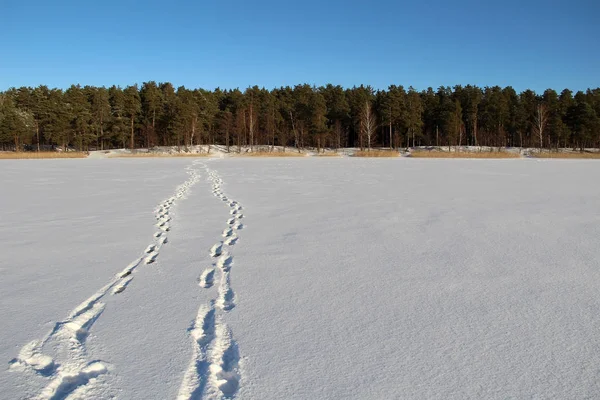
(2, 0), (598, 93)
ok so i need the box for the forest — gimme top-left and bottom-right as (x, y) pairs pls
(0, 83), (599, 152)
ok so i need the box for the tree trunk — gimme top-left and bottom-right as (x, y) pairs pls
(98, 114), (103, 150)
(190, 119), (196, 148)
(249, 104), (254, 152)
(130, 116), (135, 150)
(207, 124), (212, 153)
(336, 120), (341, 150)
(290, 111), (299, 151)
(226, 125), (230, 153)
(519, 130), (523, 148)
(36, 123), (40, 152)
(473, 116), (478, 146)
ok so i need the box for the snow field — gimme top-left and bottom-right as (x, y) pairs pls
(1, 157), (600, 399)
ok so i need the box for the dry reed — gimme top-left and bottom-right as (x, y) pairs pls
(353, 150), (400, 157)
(0, 152), (88, 159)
(242, 151), (307, 157)
(528, 151), (600, 159)
(109, 152), (210, 158)
(409, 151), (520, 159)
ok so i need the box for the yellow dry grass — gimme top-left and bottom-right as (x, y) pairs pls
(353, 150), (400, 157)
(529, 151), (600, 159)
(242, 151), (307, 157)
(409, 151), (520, 159)
(109, 152), (210, 158)
(0, 152), (88, 159)
(313, 152), (342, 157)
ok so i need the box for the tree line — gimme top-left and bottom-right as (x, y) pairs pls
(0, 83), (599, 152)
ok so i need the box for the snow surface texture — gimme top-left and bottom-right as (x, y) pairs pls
(1, 157), (600, 399)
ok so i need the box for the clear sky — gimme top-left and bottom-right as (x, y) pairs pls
(2, 0), (599, 93)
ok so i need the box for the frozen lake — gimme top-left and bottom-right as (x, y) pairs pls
(1, 157), (600, 399)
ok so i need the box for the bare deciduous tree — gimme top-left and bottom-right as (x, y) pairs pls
(360, 101), (376, 150)
(533, 103), (548, 151)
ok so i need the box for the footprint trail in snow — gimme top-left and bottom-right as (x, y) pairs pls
(9, 163), (202, 400)
(178, 162), (243, 400)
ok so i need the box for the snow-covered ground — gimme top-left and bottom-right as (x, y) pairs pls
(87, 145), (600, 159)
(2, 157), (600, 399)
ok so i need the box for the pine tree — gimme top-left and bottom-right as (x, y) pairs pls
(321, 84), (350, 149)
(45, 89), (71, 150)
(88, 86), (111, 150)
(108, 86), (128, 147)
(406, 87), (423, 148)
(379, 85), (406, 149)
(123, 85), (141, 149)
(65, 85), (92, 150)
(0, 95), (35, 150)
(140, 81), (162, 148)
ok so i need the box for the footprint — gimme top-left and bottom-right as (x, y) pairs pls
(217, 274), (235, 311)
(190, 303), (215, 345)
(199, 268), (215, 288)
(210, 242), (223, 257)
(216, 254), (233, 271)
(9, 340), (54, 373)
(209, 321), (240, 396)
(39, 361), (108, 400)
(112, 276), (133, 294)
(224, 235), (238, 246)
(227, 218), (236, 225)
(63, 302), (105, 338)
(145, 244), (156, 254)
(222, 228), (233, 238)
(144, 251), (158, 264)
(117, 258), (142, 278)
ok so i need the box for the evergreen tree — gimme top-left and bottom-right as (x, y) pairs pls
(88, 86), (111, 150)
(379, 85), (406, 149)
(65, 85), (93, 150)
(108, 86), (128, 147)
(0, 95), (35, 150)
(123, 85), (141, 149)
(140, 81), (162, 148)
(1, 82), (599, 151)
(321, 84), (349, 149)
(406, 87), (423, 148)
(44, 89), (71, 150)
